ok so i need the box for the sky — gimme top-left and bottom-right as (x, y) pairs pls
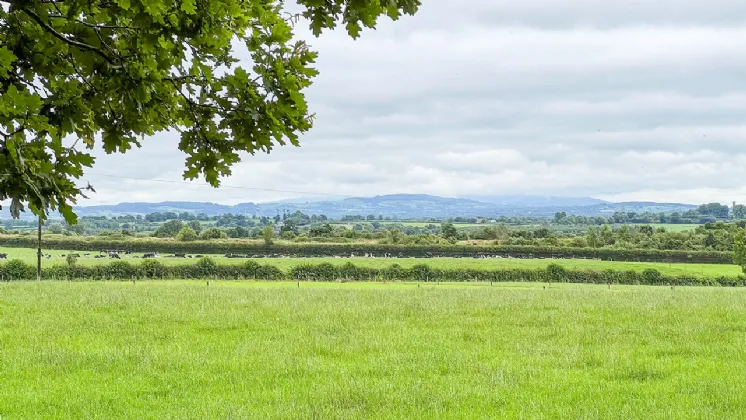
(85, 0), (746, 206)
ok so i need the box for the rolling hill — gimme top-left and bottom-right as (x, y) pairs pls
(53, 194), (698, 219)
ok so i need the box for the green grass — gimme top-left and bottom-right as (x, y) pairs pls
(3, 247), (741, 278)
(2, 281), (746, 418)
(331, 221), (486, 228)
(646, 223), (701, 232)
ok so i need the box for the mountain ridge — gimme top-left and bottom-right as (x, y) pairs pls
(55, 194), (698, 219)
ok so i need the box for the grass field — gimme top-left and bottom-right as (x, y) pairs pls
(646, 223), (701, 232)
(2, 247), (740, 278)
(331, 221), (486, 228)
(1, 281), (746, 418)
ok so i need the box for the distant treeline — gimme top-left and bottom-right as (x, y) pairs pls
(4, 202), (742, 238)
(0, 259), (742, 287)
(0, 236), (734, 264)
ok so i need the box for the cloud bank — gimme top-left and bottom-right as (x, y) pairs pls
(86, 0), (746, 205)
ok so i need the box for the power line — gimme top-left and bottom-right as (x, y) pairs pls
(85, 173), (349, 198)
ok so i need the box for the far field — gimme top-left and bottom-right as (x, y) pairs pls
(1, 247), (741, 278)
(331, 221), (486, 228)
(329, 221), (704, 232)
(1, 282), (746, 418)
(645, 223), (702, 232)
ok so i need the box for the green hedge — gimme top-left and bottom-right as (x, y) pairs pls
(0, 259), (742, 286)
(0, 235), (734, 264)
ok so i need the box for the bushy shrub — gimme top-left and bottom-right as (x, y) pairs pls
(1, 259), (35, 280)
(546, 263), (568, 283)
(176, 227), (199, 242)
(193, 257), (217, 277)
(0, 258), (744, 287)
(642, 268), (664, 285)
(140, 259), (167, 279)
(200, 228), (227, 240)
(0, 236), (735, 264)
(103, 261), (137, 280)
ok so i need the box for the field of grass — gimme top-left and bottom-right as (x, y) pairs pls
(331, 221), (487, 228)
(2, 281), (746, 418)
(2, 247), (740, 278)
(646, 223), (701, 232)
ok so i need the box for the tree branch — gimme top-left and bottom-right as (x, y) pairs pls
(21, 7), (122, 68)
(163, 75), (199, 83)
(46, 14), (136, 31)
(168, 79), (212, 146)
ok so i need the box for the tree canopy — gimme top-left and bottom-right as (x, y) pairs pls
(0, 0), (420, 223)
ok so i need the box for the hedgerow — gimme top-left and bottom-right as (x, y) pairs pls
(0, 258), (742, 286)
(0, 235), (734, 264)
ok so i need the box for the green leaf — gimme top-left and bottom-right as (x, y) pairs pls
(181, 0), (197, 15)
(0, 46), (16, 77)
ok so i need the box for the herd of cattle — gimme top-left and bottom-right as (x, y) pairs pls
(0, 251), (162, 260)
(0, 251), (597, 261)
(0, 250), (580, 260)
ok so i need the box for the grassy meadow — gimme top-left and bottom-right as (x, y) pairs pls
(1, 281), (746, 418)
(646, 223), (702, 232)
(2, 247), (740, 278)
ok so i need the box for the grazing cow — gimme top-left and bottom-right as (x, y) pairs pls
(94, 255), (105, 259)
(0, 253), (7, 259)
(109, 253), (121, 259)
(71, 253), (81, 258)
(142, 253), (157, 259)
(195, 254), (204, 258)
(173, 253), (186, 258)
(84, 253), (90, 258)
(226, 254), (248, 259)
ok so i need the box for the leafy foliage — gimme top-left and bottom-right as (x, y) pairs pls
(154, 220), (184, 237)
(440, 222), (458, 240)
(734, 228), (746, 272)
(262, 225), (274, 246)
(0, 0), (420, 222)
(0, 259), (743, 286)
(175, 226), (198, 241)
(0, 235), (736, 264)
(199, 227), (227, 240)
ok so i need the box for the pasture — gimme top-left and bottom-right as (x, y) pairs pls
(646, 223), (701, 232)
(1, 281), (746, 418)
(331, 221), (486, 228)
(1, 247), (741, 278)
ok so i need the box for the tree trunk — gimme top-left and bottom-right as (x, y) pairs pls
(37, 215), (42, 281)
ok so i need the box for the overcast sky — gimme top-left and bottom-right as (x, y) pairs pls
(86, 0), (746, 206)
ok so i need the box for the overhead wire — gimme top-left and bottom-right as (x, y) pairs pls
(85, 173), (349, 198)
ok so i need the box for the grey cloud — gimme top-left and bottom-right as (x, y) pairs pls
(77, 0), (746, 206)
(392, 0), (746, 30)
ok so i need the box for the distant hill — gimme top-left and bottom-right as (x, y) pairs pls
(590, 201), (698, 214)
(69, 201), (250, 216)
(38, 194), (700, 220)
(464, 195), (608, 207)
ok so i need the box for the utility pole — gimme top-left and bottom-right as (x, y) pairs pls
(37, 214), (42, 281)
